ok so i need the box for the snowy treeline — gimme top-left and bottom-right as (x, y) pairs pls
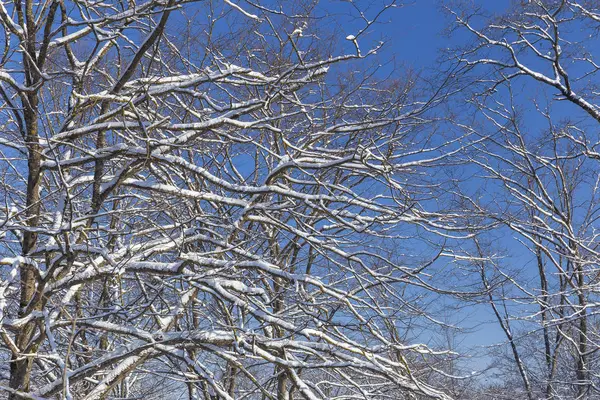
(0, 1), (600, 399)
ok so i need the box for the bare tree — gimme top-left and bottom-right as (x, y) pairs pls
(448, 1), (600, 398)
(0, 0), (471, 399)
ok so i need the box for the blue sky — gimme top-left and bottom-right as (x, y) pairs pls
(341, 0), (509, 68)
